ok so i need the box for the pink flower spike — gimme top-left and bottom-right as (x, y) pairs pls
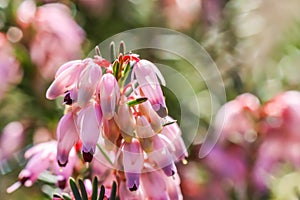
(56, 112), (79, 167)
(133, 59), (167, 117)
(99, 73), (120, 119)
(77, 59), (102, 108)
(46, 60), (84, 100)
(77, 102), (102, 162)
(122, 139), (144, 191)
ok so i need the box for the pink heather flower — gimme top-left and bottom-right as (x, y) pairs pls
(114, 96), (135, 141)
(56, 112), (79, 167)
(122, 139), (144, 191)
(103, 118), (120, 150)
(214, 93), (260, 145)
(77, 101), (102, 162)
(28, 3), (85, 79)
(46, 60), (84, 100)
(253, 91), (300, 191)
(133, 59), (168, 117)
(140, 170), (169, 199)
(119, 181), (144, 199)
(77, 59), (102, 107)
(163, 172), (183, 200)
(7, 141), (76, 193)
(136, 116), (156, 139)
(98, 73), (120, 120)
(139, 100), (162, 133)
(0, 121), (24, 161)
(0, 33), (22, 99)
(160, 117), (188, 161)
(148, 135), (176, 177)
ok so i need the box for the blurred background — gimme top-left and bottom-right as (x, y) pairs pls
(1, 0), (300, 199)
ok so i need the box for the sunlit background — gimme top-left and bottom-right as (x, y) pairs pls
(1, 0), (300, 199)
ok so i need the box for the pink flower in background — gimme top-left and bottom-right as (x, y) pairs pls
(163, 0), (201, 30)
(7, 141), (77, 193)
(0, 33), (22, 98)
(17, 1), (85, 79)
(0, 121), (24, 161)
(214, 93), (260, 145)
(254, 91), (300, 191)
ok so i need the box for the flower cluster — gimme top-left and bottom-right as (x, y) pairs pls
(7, 141), (77, 193)
(199, 91), (300, 199)
(17, 0), (85, 79)
(44, 46), (187, 198)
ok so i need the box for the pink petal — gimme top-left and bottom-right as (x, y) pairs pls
(46, 61), (84, 99)
(99, 73), (120, 119)
(77, 102), (102, 162)
(133, 60), (167, 117)
(139, 100), (162, 133)
(77, 59), (102, 108)
(56, 112), (79, 167)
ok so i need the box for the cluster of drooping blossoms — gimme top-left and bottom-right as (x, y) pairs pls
(7, 141), (77, 193)
(45, 48), (187, 199)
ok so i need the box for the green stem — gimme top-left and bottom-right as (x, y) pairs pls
(96, 144), (114, 166)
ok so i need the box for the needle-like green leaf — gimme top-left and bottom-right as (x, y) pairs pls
(91, 176), (98, 200)
(69, 178), (82, 200)
(78, 179), (88, 200)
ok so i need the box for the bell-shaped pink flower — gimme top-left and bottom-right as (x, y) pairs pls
(114, 97), (135, 142)
(98, 73), (120, 119)
(140, 170), (169, 199)
(77, 59), (102, 107)
(77, 102), (102, 162)
(148, 135), (176, 176)
(119, 181), (144, 199)
(52, 147), (77, 189)
(103, 118), (120, 150)
(133, 59), (167, 117)
(164, 173), (183, 200)
(139, 100), (162, 133)
(122, 139), (144, 191)
(56, 112), (79, 167)
(136, 116), (156, 139)
(46, 60), (84, 100)
(161, 117), (188, 161)
(7, 141), (57, 193)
